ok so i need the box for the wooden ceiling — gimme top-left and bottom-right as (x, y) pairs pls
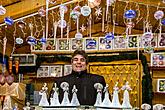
(0, 0), (165, 55)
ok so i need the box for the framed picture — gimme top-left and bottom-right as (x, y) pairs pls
(49, 65), (63, 77)
(45, 38), (56, 51)
(31, 40), (44, 52)
(140, 33), (158, 48)
(64, 65), (72, 76)
(71, 38), (84, 51)
(113, 36), (126, 49)
(127, 35), (139, 48)
(99, 37), (113, 50)
(57, 38), (70, 51)
(85, 37), (98, 51)
(157, 79), (165, 93)
(158, 33), (165, 47)
(151, 52), (165, 67)
(37, 66), (49, 77)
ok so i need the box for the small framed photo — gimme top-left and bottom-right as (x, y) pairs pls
(85, 37), (98, 51)
(49, 65), (63, 77)
(64, 65), (72, 76)
(140, 33), (158, 48)
(113, 36), (126, 49)
(31, 40), (44, 52)
(71, 38), (84, 51)
(45, 38), (56, 51)
(151, 52), (165, 67)
(158, 33), (165, 47)
(57, 38), (70, 51)
(128, 35), (139, 48)
(157, 79), (165, 93)
(99, 37), (113, 50)
(37, 66), (49, 77)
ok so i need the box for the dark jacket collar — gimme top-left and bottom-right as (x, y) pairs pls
(71, 70), (87, 77)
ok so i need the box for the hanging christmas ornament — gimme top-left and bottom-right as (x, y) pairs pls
(88, 0), (101, 8)
(16, 37), (24, 44)
(48, 0), (57, 4)
(39, 37), (47, 44)
(59, 4), (68, 15)
(26, 36), (37, 45)
(124, 10), (136, 19)
(81, 5), (91, 17)
(0, 74), (5, 85)
(73, 5), (81, 12)
(154, 10), (164, 20)
(4, 17), (14, 25)
(0, 5), (6, 15)
(58, 19), (67, 28)
(95, 6), (102, 20)
(38, 7), (46, 17)
(70, 10), (81, 20)
(80, 24), (86, 32)
(17, 19), (26, 28)
(105, 32), (114, 41)
(161, 18), (165, 25)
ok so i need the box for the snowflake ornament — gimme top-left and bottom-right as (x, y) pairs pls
(95, 6), (102, 19)
(80, 24), (86, 32)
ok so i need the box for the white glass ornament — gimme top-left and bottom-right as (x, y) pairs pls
(94, 83), (103, 106)
(81, 5), (91, 16)
(0, 5), (6, 15)
(58, 19), (67, 28)
(38, 7), (46, 17)
(16, 37), (23, 44)
(154, 10), (164, 20)
(39, 83), (49, 106)
(70, 85), (80, 106)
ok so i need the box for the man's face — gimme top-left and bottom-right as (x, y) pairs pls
(72, 54), (87, 72)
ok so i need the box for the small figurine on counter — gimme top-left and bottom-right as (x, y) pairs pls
(50, 83), (60, 106)
(39, 83), (49, 106)
(70, 85), (80, 106)
(94, 83), (103, 107)
(23, 102), (30, 110)
(13, 103), (18, 110)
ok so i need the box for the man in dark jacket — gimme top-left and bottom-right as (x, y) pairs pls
(51, 49), (106, 106)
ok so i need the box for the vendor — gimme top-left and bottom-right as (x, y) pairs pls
(50, 49), (106, 105)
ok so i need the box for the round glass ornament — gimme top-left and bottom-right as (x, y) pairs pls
(4, 17), (14, 25)
(16, 37), (24, 44)
(124, 10), (136, 19)
(81, 5), (91, 17)
(154, 10), (164, 20)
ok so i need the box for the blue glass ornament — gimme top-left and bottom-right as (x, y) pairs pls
(39, 37), (47, 44)
(161, 19), (165, 25)
(159, 55), (164, 60)
(124, 10), (136, 19)
(4, 17), (14, 25)
(26, 36), (37, 45)
(105, 32), (114, 41)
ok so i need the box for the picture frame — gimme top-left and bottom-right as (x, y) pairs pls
(157, 79), (165, 93)
(45, 38), (57, 51)
(31, 40), (44, 52)
(113, 36), (126, 49)
(151, 52), (165, 67)
(49, 65), (63, 77)
(85, 37), (98, 51)
(158, 33), (165, 47)
(37, 66), (49, 77)
(57, 38), (70, 51)
(99, 37), (113, 50)
(127, 35), (139, 48)
(71, 38), (84, 51)
(64, 65), (72, 76)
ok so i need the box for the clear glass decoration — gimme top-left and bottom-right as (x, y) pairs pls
(70, 85), (80, 106)
(142, 32), (153, 42)
(39, 83), (49, 106)
(101, 84), (112, 107)
(48, 0), (57, 4)
(58, 19), (67, 28)
(38, 7), (46, 17)
(60, 82), (71, 106)
(26, 36), (37, 45)
(110, 82), (121, 108)
(81, 5), (91, 16)
(23, 102), (31, 110)
(39, 37), (47, 44)
(4, 17), (14, 25)
(94, 83), (103, 106)
(70, 10), (81, 20)
(124, 10), (136, 19)
(141, 103), (151, 110)
(16, 37), (23, 44)
(0, 5), (6, 15)
(161, 18), (165, 25)
(50, 83), (60, 106)
(121, 81), (132, 108)
(154, 10), (164, 20)
(17, 19), (26, 28)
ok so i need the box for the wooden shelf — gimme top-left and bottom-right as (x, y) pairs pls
(149, 66), (165, 70)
